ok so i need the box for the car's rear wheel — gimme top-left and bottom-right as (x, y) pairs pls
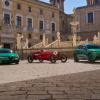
(88, 53), (95, 63)
(74, 54), (79, 62)
(50, 56), (56, 63)
(27, 55), (33, 63)
(61, 55), (67, 63)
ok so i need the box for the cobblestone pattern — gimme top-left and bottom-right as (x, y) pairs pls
(0, 70), (100, 100)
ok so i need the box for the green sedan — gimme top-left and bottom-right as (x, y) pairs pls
(74, 44), (100, 63)
(0, 48), (20, 64)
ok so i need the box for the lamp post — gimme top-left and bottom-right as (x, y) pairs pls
(70, 9), (79, 47)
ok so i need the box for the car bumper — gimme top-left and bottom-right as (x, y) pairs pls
(0, 57), (19, 64)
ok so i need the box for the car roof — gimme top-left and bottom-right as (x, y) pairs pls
(80, 44), (97, 46)
(0, 48), (11, 51)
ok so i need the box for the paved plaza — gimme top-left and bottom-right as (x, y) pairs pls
(0, 60), (100, 100)
(0, 59), (100, 84)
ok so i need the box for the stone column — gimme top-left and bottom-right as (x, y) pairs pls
(57, 32), (61, 48)
(72, 33), (77, 47)
(43, 33), (46, 47)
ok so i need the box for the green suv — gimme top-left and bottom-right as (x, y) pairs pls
(74, 44), (100, 63)
(0, 48), (20, 64)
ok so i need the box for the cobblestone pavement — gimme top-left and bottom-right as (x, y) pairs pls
(0, 60), (100, 100)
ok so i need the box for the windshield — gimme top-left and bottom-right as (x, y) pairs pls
(0, 50), (14, 53)
(87, 45), (100, 49)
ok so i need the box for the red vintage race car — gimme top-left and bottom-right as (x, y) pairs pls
(27, 50), (67, 63)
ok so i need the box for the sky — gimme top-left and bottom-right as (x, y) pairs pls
(40, 0), (87, 14)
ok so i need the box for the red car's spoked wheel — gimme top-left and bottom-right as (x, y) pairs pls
(50, 56), (56, 63)
(61, 55), (67, 63)
(27, 55), (33, 63)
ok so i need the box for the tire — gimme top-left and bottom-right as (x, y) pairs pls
(74, 54), (79, 62)
(27, 55), (33, 63)
(88, 53), (95, 63)
(50, 56), (56, 63)
(15, 61), (19, 64)
(39, 59), (43, 63)
(61, 55), (67, 63)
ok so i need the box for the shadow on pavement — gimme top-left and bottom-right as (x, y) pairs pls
(76, 60), (100, 65)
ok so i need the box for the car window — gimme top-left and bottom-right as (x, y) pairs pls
(77, 45), (86, 50)
(78, 45), (83, 49)
(87, 45), (100, 49)
(0, 50), (10, 53)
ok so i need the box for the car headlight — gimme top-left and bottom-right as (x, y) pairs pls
(53, 51), (58, 55)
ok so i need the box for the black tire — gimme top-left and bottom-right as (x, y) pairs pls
(74, 54), (79, 62)
(50, 56), (56, 63)
(88, 53), (95, 63)
(27, 55), (33, 63)
(15, 61), (19, 64)
(39, 59), (43, 63)
(61, 55), (67, 63)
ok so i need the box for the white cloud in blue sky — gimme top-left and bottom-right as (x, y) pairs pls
(40, 0), (87, 14)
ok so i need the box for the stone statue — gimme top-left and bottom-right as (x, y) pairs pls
(23, 38), (29, 49)
(57, 32), (60, 41)
(16, 33), (23, 49)
(93, 35), (97, 44)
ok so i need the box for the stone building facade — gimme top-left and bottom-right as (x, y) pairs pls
(76, 0), (100, 40)
(0, 0), (69, 49)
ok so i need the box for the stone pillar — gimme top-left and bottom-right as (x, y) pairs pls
(43, 33), (46, 47)
(57, 32), (61, 48)
(72, 33), (77, 47)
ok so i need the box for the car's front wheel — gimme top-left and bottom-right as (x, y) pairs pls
(74, 54), (79, 62)
(88, 53), (95, 63)
(61, 55), (67, 63)
(27, 55), (33, 63)
(50, 56), (56, 63)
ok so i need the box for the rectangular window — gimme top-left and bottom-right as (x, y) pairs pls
(40, 9), (43, 15)
(52, 12), (55, 18)
(4, 14), (10, 24)
(16, 16), (22, 27)
(27, 18), (32, 28)
(51, 23), (55, 32)
(40, 35), (43, 40)
(28, 34), (32, 39)
(87, 12), (94, 24)
(39, 20), (44, 31)
(17, 3), (21, 10)
(95, 0), (99, 5)
(28, 7), (32, 12)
